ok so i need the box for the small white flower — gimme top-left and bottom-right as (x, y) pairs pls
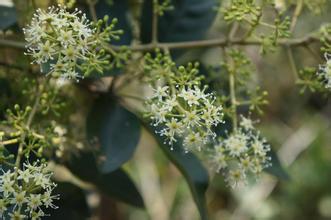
(150, 104), (168, 125)
(224, 132), (248, 157)
(239, 156), (254, 172)
(57, 30), (75, 47)
(9, 211), (26, 220)
(42, 189), (59, 209)
(0, 179), (15, 197)
(28, 194), (43, 211)
(163, 95), (178, 111)
(239, 116), (254, 130)
(251, 137), (269, 156)
(211, 145), (228, 171)
(34, 172), (51, 189)
(183, 110), (200, 127)
(12, 191), (27, 207)
(179, 88), (200, 106)
(166, 118), (182, 135)
(18, 169), (31, 183)
(31, 210), (45, 220)
(152, 86), (169, 100)
(226, 169), (246, 188)
(62, 46), (77, 61)
(183, 132), (203, 151)
(37, 40), (55, 63)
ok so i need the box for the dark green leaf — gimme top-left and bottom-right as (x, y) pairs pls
(66, 152), (145, 208)
(265, 149), (290, 180)
(0, 6), (17, 30)
(65, 151), (100, 182)
(141, 0), (217, 43)
(97, 169), (145, 208)
(87, 95), (141, 173)
(146, 125), (209, 220)
(47, 182), (90, 220)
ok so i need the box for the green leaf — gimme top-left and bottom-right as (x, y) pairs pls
(0, 6), (17, 30)
(265, 149), (290, 180)
(146, 125), (209, 220)
(97, 169), (145, 208)
(141, 0), (218, 43)
(87, 95), (141, 173)
(66, 152), (144, 208)
(65, 151), (100, 182)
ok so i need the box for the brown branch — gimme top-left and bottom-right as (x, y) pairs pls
(0, 34), (322, 52)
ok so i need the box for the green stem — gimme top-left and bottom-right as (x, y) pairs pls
(152, 0), (159, 45)
(286, 47), (299, 80)
(0, 138), (19, 145)
(229, 71), (238, 131)
(14, 80), (44, 174)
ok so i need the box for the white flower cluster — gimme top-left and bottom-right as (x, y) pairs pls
(210, 117), (271, 188)
(0, 162), (58, 219)
(317, 53), (331, 89)
(23, 5), (109, 83)
(149, 85), (224, 152)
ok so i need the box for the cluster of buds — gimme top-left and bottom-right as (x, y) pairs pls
(0, 162), (58, 219)
(145, 52), (224, 152)
(23, 5), (122, 84)
(317, 53), (331, 89)
(210, 117), (271, 187)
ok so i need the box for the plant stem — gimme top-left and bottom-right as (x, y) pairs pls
(226, 23), (239, 131)
(152, 0), (159, 45)
(0, 33), (324, 52)
(0, 138), (19, 146)
(286, 0), (304, 81)
(290, 0), (304, 32)
(14, 80), (44, 171)
(287, 47), (299, 80)
(229, 70), (238, 131)
(87, 0), (98, 22)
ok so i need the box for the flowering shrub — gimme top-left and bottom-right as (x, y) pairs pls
(0, 0), (330, 219)
(24, 5), (122, 83)
(145, 52), (224, 151)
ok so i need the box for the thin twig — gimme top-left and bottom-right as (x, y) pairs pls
(287, 47), (299, 80)
(286, 0), (304, 81)
(87, 0), (98, 22)
(152, 0), (159, 45)
(0, 34), (323, 52)
(290, 0), (304, 32)
(14, 79), (44, 171)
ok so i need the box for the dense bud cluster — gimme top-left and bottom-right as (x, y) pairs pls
(23, 5), (121, 83)
(210, 117), (271, 187)
(145, 52), (224, 152)
(0, 162), (58, 219)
